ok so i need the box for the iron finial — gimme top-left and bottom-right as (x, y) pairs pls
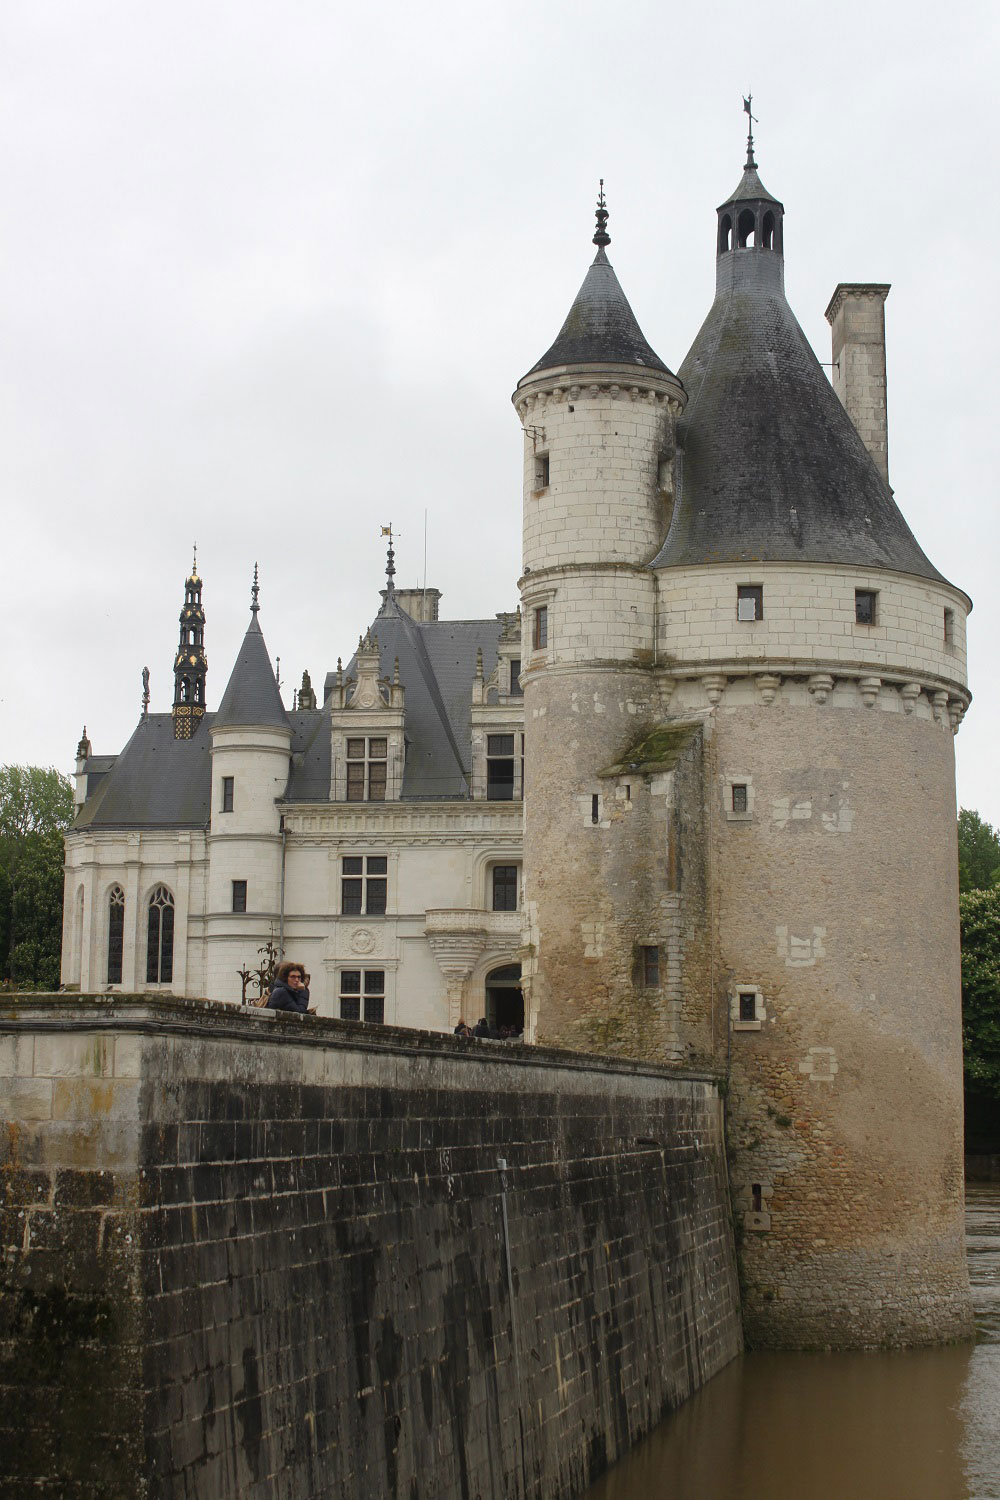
(593, 179), (610, 249)
(191, 542), (198, 579)
(251, 562), (260, 615)
(743, 94), (758, 170)
(142, 666), (150, 718)
(381, 523), (396, 593)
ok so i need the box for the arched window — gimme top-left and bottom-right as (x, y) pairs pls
(737, 209), (756, 248)
(718, 213), (732, 254)
(762, 211), (775, 249)
(146, 886), (175, 984)
(107, 885), (125, 984)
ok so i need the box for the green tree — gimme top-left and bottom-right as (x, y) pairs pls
(957, 807), (1000, 893)
(0, 766), (74, 990)
(961, 885), (1000, 1102)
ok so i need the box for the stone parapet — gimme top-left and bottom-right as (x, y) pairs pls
(1, 995), (741, 1499)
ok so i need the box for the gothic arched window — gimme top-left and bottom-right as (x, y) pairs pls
(737, 209), (756, 248)
(718, 213), (732, 254)
(107, 885), (125, 984)
(146, 886), (175, 984)
(762, 211), (775, 249)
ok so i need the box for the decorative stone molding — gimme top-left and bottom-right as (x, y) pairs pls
(807, 673), (835, 704)
(948, 698), (966, 734)
(756, 674), (781, 705)
(858, 676), (881, 707)
(702, 674), (728, 707)
(424, 908), (522, 1027)
(900, 682), (922, 714)
(932, 690), (950, 726)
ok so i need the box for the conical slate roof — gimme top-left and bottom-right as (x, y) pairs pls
(653, 223), (945, 582)
(215, 614), (288, 728)
(525, 247), (673, 379)
(720, 163), (782, 207)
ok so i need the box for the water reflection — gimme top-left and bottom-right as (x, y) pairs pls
(585, 1183), (1000, 1500)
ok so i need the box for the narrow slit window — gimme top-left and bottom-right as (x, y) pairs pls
(533, 606), (548, 650)
(534, 452), (550, 489)
(751, 1183), (763, 1213)
(221, 776), (234, 813)
(107, 885), (124, 984)
(643, 946), (660, 987)
(944, 608), (955, 647)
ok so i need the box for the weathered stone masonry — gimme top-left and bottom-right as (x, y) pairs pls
(1, 996), (742, 1499)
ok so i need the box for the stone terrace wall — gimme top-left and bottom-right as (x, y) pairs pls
(1, 996), (741, 1500)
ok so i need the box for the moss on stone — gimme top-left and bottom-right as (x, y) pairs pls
(598, 720), (701, 778)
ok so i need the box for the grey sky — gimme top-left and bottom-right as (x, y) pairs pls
(2, 1), (997, 823)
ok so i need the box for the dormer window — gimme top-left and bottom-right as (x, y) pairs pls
(346, 737), (387, 802)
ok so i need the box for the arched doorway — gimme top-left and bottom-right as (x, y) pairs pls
(485, 963), (523, 1034)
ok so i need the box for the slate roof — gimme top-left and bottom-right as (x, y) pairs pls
(73, 714), (216, 829)
(214, 615), (289, 728)
(308, 594), (508, 801)
(523, 247), (673, 379)
(653, 248), (946, 582)
(720, 164), (782, 207)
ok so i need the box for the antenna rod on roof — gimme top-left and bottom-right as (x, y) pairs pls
(423, 509), (428, 602)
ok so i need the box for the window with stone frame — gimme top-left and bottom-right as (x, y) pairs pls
(339, 969), (385, 1023)
(346, 736), (388, 802)
(509, 657), (522, 697)
(533, 606), (548, 649)
(232, 880), (247, 914)
(855, 589), (878, 625)
(221, 776), (234, 813)
(146, 886), (175, 984)
(642, 945), (660, 987)
(487, 735), (516, 800)
(737, 584), (763, 621)
(492, 864), (519, 912)
(341, 855), (388, 915)
(107, 885), (125, 984)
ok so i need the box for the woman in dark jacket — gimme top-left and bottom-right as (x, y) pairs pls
(266, 961), (315, 1014)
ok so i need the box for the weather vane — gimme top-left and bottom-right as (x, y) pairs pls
(743, 94), (758, 169)
(380, 525), (396, 592)
(251, 562), (260, 615)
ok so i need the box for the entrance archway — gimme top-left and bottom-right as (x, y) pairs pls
(485, 963), (523, 1034)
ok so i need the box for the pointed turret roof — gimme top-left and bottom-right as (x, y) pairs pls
(653, 147), (946, 584)
(215, 571), (288, 728)
(523, 186), (673, 379)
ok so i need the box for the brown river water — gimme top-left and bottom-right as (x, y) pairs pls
(584, 1184), (1000, 1500)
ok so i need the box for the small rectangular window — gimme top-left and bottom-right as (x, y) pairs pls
(739, 991), (756, 1023)
(944, 608), (955, 647)
(340, 969), (384, 1023)
(221, 776), (234, 813)
(487, 733), (516, 801)
(643, 946), (660, 987)
(509, 658), (522, 696)
(341, 855), (387, 915)
(232, 880), (247, 914)
(591, 793), (600, 824)
(737, 585), (763, 621)
(732, 784), (748, 814)
(533, 606), (548, 649)
(492, 865), (518, 912)
(534, 452), (549, 489)
(855, 589), (877, 625)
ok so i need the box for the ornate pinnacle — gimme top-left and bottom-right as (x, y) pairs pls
(191, 542), (198, 580)
(593, 179), (610, 249)
(251, 562), (260, 615)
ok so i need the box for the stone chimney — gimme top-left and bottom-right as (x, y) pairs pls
(394, 588), (441, 623)
(824, 283), (891, 485)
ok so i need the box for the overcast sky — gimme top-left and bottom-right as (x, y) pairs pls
(2, 1), (998, 824)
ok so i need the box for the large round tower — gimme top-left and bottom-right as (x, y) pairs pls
(514, 190), (691, 1060)
(654, 138), (973, 1347)
(518, 140), (974, 1347)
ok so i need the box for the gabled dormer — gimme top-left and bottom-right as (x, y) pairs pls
(328, 632), (406, 802)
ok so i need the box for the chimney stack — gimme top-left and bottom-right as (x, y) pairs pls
(824, 283), (891, 485)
